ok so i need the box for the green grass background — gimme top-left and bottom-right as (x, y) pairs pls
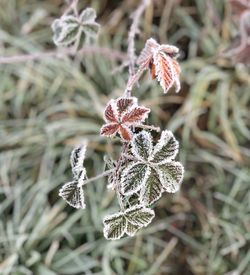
(0, 0), (249, 274)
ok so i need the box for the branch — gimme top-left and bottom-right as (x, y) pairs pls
(0, 47), (127, 65)
(77, 168), (114, 187)
(125, 0), (150, 96)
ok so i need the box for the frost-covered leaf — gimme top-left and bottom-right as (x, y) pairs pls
(82, 22), (100, 37)
(51, 16), (79, 47)
(121, 106), (150, 125)
(153, 46), (181, 93)
(101, 97), (150, 141)
(103, 100), (118, 123)
(131, 131), (153, 161)
(125, 205), (155, 227)
(150, 130), (179, 164)
(125, 221), (140, 236)
(116, 97), (137, 116)
(70, 142), (87, 178)
(158, 161), (184, 193)
(121, 163), (150, 196)
(159, 44), (179, 57)
(59, 181), (85, 209)
(103, 212), (126, 240)
(79, 7), (97, 23)
(100, 123), (119, 137)
(140, 168), (163, 205)
(119, 125), (133, 141)
(137, 38), (159, 68)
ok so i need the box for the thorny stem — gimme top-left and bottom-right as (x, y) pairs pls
(125, 0), (151, 96)
(113, 143), (130, 211)
(136, 124), (161, 132)
(77, 168), (114, 188)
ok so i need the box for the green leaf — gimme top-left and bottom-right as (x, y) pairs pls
(82, 22), (100, 37)
(157, 161), (184, 193)
(125, 205), (155, 227)
(59, 181), (85, 209)
(140, 168), (163, 205)
(80, 7), (97, 23)
(125, 221), (140, 237)
(52, 18), (79, 46)
(121, 162), (150, 196)
(103, 212), (126, 240)
(150, 130), (179, 164)
(131, 131), (153, 161)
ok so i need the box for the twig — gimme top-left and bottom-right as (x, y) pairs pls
(77, 169), (114, 187)
(136, 124), (161, 132)
(125, 0), (150, 96)
(0, 47), (127, 65)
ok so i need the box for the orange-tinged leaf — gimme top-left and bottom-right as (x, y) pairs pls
(100, 123), (119, 136)
(122, 107), (150, 124)
(119, 125), (133, 141)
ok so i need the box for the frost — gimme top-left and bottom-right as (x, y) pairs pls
(100, 97), (150, 141)
(59, 142), (88, 208)
(103, 205), (155, 240)
(149, 130), (179, 164)
(139, 168), (163, 205)
(51, 7), (99, 47)
(157, 161), (184, 193)
(121, 162), (150, 196)
(121, 130), (184, 205)
(59, 181), (85, 209)
(131, 130), (153, 161)
(135, 38), (181, 93)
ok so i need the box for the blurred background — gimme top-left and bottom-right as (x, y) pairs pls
(0, 0), (250, 274)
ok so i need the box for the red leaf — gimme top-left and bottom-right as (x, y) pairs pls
(137, 38), (158, 69)
(154, 51), (179, 93)
(104, 101), (117, 123)
(118, 125), (133, 141)
(100, 123), (119, 136)
(122, 107), (150, 124)
(116, 97), (136, 116)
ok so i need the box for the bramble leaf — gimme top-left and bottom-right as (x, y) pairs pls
(79, 7), (97, 23)
(137, 38), (158, 69)
(121, 106), (150, 124)
(125, 205), (155, 227)
(101, 97), (150, 141)
(158, 161), (184, 193)
(150, 130), (179, 164)
(140, 168), (163, 205)
(52, 16), (79, 46)
(59, 181), (85, 209)
(125, 221), (140, 236)
(70, 142), (87, 178)
(131, 131), (153, 161)
(121, 162), (151, 196)
(103, 212), (126, 240)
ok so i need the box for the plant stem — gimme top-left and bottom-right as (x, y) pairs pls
(77, 169), (114, 187)
(0, 47), (127, 65)
(136, 124), (161, 132)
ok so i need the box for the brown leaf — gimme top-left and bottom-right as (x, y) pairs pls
(122, 107), (150, 124)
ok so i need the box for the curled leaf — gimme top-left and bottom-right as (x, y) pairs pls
(59, 181), (85, 209)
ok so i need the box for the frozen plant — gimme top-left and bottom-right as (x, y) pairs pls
(56, 0), (184, 240)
